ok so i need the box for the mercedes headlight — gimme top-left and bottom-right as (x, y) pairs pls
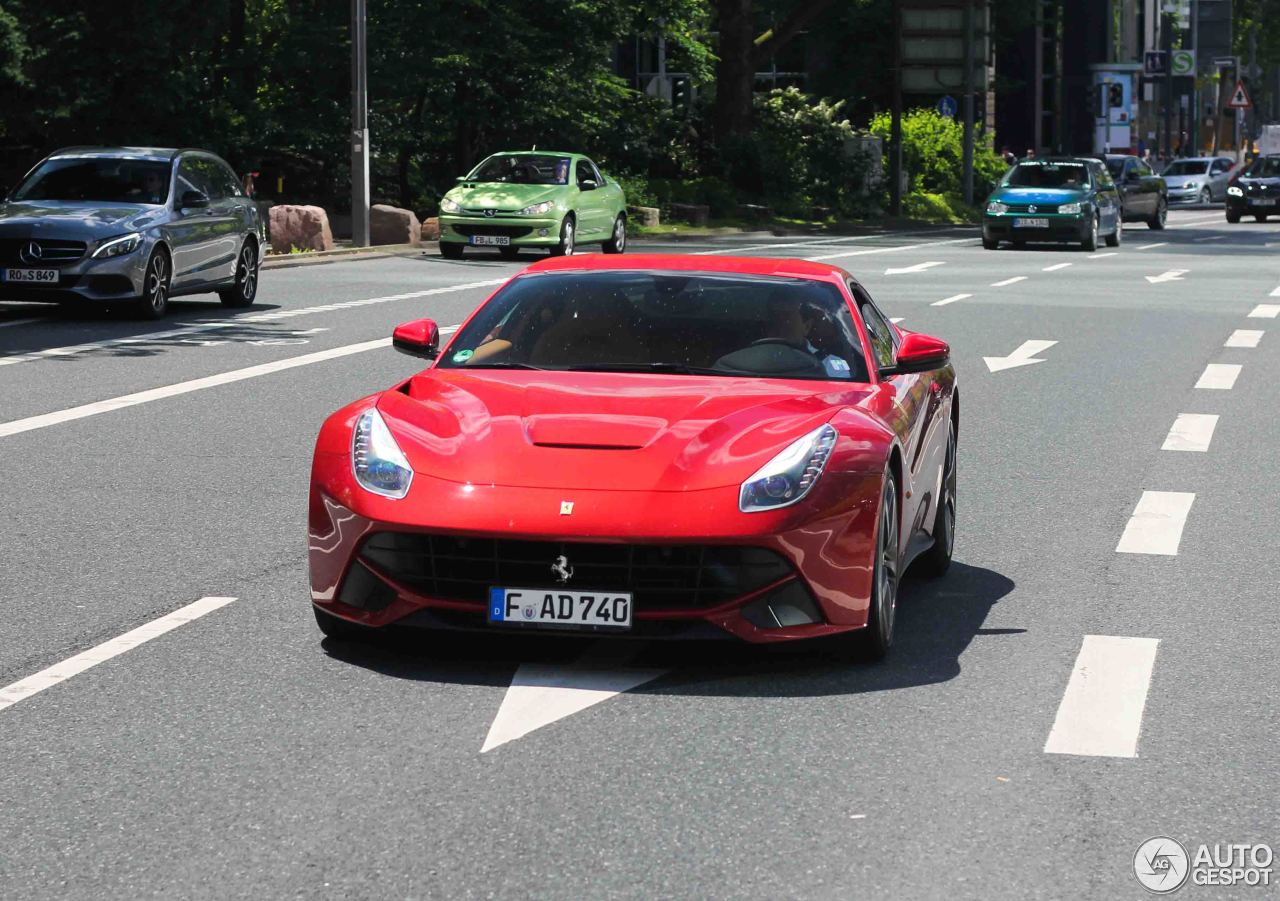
(91, 232), (144, 258)
(739, 424), (837, 513)
(519, 201), (555, 216)
(1058, 202), (1082, 214)
(352, 408), (413, 499)
(1228, 185), (1244, 197)
(440, 197), (463, 214)
(986, 201), (1008, 214)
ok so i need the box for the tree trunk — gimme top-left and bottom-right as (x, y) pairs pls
(714, 0), (755, 139)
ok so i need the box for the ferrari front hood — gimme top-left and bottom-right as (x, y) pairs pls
(379, 370), (873, 491)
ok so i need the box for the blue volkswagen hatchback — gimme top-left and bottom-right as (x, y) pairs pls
(982, 157), (1123, 251)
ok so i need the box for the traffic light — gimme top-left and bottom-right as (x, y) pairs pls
(1086, 86), (1100, 117)
(1109, 82), (1124, 108)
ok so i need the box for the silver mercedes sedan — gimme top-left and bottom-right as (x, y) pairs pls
(0, 147), (265, 318)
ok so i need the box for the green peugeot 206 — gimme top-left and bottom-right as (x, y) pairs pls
(437, 151), (628, 259)
(981, 157), (1122, 252)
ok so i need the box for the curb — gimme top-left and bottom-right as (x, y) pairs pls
(262, 243), (424, 270)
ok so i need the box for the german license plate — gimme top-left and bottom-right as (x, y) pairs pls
(488, 587), (632, 631)
(1013, 218), (1049, 228)
(471, 235), (510, 246)
(1252, 199), (1276, 207)
(2, 268), (58, 283)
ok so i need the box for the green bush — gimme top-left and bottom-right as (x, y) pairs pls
(901, 191), (974, 224)
(869, 107), (1005, 197)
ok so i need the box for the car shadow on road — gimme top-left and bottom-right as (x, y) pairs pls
(320, 561), (1017, 698)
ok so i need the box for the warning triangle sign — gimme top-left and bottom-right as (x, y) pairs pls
(1227, 79), (1252, 109)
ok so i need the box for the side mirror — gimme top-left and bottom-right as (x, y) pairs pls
(579, 179), (597, 191)
(880, 331), (950, 378)
(179, 190), (209, 209)
(455, 176), (468, 183)
(392, 318), (440, 359)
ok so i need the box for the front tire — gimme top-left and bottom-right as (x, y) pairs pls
(133, 247), (171, 319)
(1255, 213), (1269, 223)
(1227, 209), (1241, 223)
(439, 242), (464, 259)
(549, 215), (575, 256)
(854, 469), (901, 661)
(218, 241), (259, 308)
(1199, 187), (1212, 205)
(1104, 217), (1122, 247)
(1148, 197), (1168, 230)
(1081, 214), (1099, 251)
(920, 422), (956, 578)
(982, 235), (998, 250)
(602, 214), (627, 253)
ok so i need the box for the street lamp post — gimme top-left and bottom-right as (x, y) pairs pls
(351, 0), (370, 247)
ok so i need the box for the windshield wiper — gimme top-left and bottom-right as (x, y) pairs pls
(567, 362), (727, 376)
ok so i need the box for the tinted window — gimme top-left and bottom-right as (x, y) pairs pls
(468, 154), (570, 185)
(438, 271), (869, 382)
(855, 290), (896, 371)
(1164, 160), (1210, 176)
(576, 160), (599, 187)
(12, 156), (171, 204)
(1244, 157), (1280, 177)
(176, 157), (217, 200)
(212, 160), (243, 198)
(1135, 160), (1153, 177)
(1004, 161), (1092, 188)
(1211, 159), (1231, 174)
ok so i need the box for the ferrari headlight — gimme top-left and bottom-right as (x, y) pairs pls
(519, 201), (555, 216)
(440, 197), (463, 214)
(91, 232), (144, 258)
(986, 201), (1008, 214)
(739, 424), (837, 513)
(352, 408), (413, 499)
(1227, 185), (1244, 197)
(1058, 202), (1082, 214)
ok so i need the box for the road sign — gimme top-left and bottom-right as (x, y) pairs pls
(1227, 79), (1252, 110)
(1144, 51), (1167, 76)
(937, 95), (958, 118)
(1171, 50), (1195, 77)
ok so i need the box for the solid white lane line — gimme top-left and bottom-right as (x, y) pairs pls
(1194, 363), (1241, 390)
(0, 279), (502, 367)
(1193, 235), (1226, 242)
(991, 276), (1027, 287)
(1044, 635), (1160, 758)
(0, 597), (237, 713)
(1248, 304), (1280, 318)
(1115, 491), (1196, 556)
(1225, 329), (1264, 348)
(0, 317), (43, 329)
(1170, 214), (1232, 228)
(931, 293), (971, 307)
(805, 237), (973, 261)
(1270, 286), (1280, 298)
(1088, 252), (1118, 259)
(1134, 242), (1168, 250)
(1042, 263), (1073, 272)
(1161, 414), (1218, 452)
(692, 230), (951, 256)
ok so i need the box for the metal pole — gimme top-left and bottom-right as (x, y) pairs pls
(1105, 79), (1113, 152)
(350, 0), (370, 247)
(1163, 11), (1173, 158)
(1190, 0), (1199, 153)
(962, 0), (975, 205)
(1248, 27), (1257, 149)
(890, 0), (903, 216)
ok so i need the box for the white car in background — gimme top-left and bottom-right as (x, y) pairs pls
(1160, 156), (1237, 205)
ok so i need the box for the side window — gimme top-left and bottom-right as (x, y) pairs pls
(1212, 160), (1230, 175)
(576, 160), (598, 188)
(215, 161), (243, 198)
(852, 284), (896, 371)
(175, 157), (214, 202)
(1121, 159), (1135, 180)
(1135, 159), (1153, 177)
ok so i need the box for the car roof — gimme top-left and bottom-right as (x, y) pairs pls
(45, 146), (215, 163)
(485, 150), (581, 158)
(1025, 156), (1097, 164)
(521, 253), (849, 283)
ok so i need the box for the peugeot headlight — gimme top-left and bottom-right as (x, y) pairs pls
(440, 197), (463, 214)
(1228, 185), (1244, 197)
(352, 408), (413, 499)
(986, 201), (1008, 214)
(739, 424), (837, 513)
(519, 201), (555, 216)
(91, 232), (144, 258)
(1058, 202), (1082, 214)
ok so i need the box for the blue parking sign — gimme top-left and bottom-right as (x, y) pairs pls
(937, 95), (958, 119)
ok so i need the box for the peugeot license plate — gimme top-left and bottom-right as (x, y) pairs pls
(2, 268), (58, 283)
(1013, 217), (1049, 228)
(488, 587), (633, 631)
(470, 235), (510, 246)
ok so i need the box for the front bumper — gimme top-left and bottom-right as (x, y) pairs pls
(983, 213), (1089, 243)
(0, 245), (148, 304)
(1227, 195), (1278, 215)
(308, 454), (883, 644)
(1167, 186), (1205, 204)
(438, 213), (563, 247)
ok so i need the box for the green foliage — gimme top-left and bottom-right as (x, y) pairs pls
(901, 191), (976, 224)
(869, 107), (1005, 198)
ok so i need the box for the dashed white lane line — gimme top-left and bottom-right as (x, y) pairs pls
(1116, 491), (1196, 556)
(991, 276), (1027, 287)
(1194, 363), (1241, 390)
(1193, 235), (1226, 242)
(0, 317), (42, 329)
(0, 596), (237, 713)
(1170, 214), (1231, 228)
(1042, 263), (1073, 272)
(1161, 414), (1218, 452)
(692, 229), (955, 256)
(1270, 286), (1280, 298)
(884, 261), (946, 275)
(1134, 242), (1168, 250)
(0, 279), (503, 368)
(931, 293), (971, 307)
(1088, 252), (1118, 259)
(1044, 635), (1160, 758)
(1225, 329), (1264, 348)
(1248, 304), (1280, 318)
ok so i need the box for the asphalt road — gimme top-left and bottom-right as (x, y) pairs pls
(1, 208), (1277, 900)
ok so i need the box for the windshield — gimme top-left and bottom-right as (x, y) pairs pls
(12, 157), (171, 204)
(467, 154), (572, 186)
(1004, 161), (1092, 189)
(1244, 157), (1280, 178)
(1163, 160), (1209, 176)
(438, 271), (870, 382)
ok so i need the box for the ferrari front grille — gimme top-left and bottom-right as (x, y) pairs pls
(357, 533), (795, 611)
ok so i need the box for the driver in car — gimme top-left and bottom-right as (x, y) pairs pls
(767, 297), (852, 378)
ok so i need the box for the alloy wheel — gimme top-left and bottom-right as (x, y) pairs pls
(942, 428), (957, 558)
(1200, 187), (1211, 205)
(613, 217), (625, 252)
(877, 486), (899, 643)
(147, 254), (168, 313)
(562, 219), (575, 256)
(238, 245), (258, 301)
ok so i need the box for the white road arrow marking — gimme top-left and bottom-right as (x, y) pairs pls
(1145, 269), (1188, 284)
(481, 646), (666, 753)
(983, 339), (1057, 373)
(884, 261), (945, 276)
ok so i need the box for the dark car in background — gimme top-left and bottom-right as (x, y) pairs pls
(1102, 154), (1168, 229)
(982, 157), (1122, 251)
(1226, 155), (1280, 223)
(0, 147), (265, 318)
